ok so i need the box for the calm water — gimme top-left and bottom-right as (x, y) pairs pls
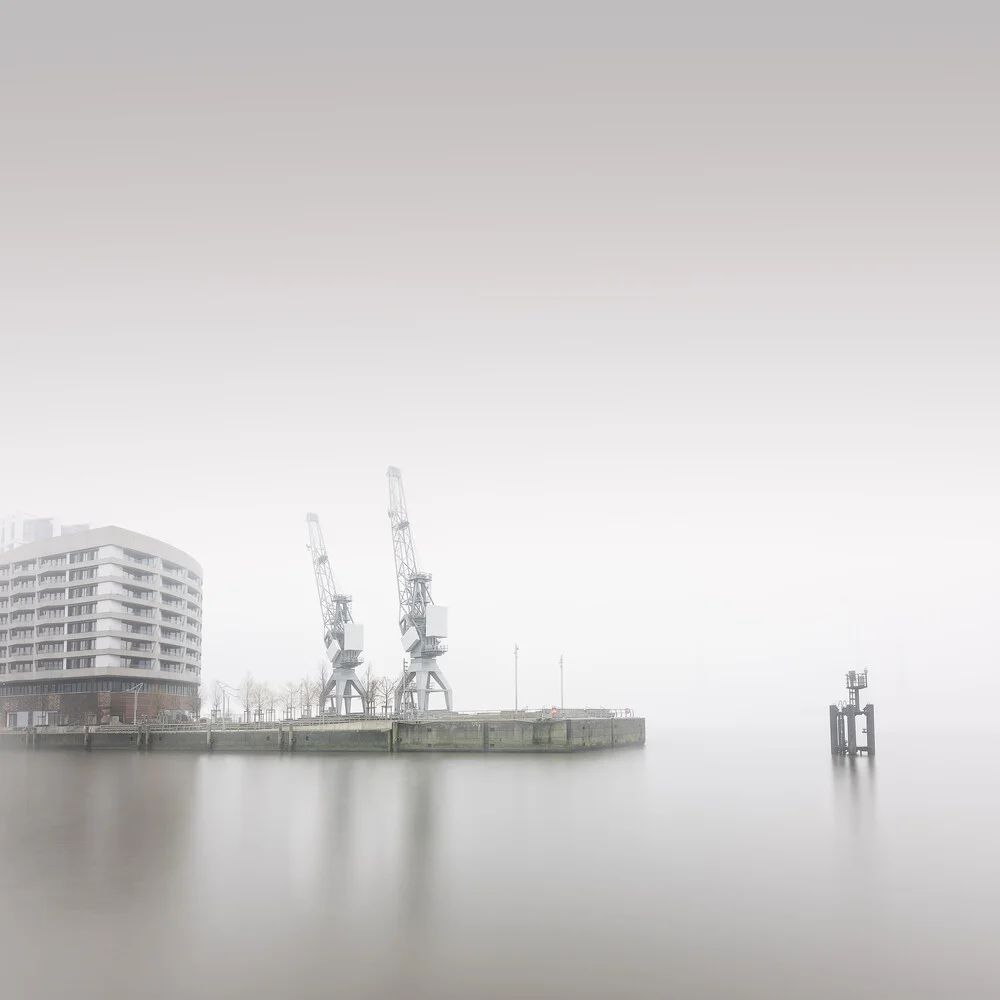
(0, 728), (996, 998)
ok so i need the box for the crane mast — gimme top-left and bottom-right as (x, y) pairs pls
(387, 467), (453, 713)
(306, 512), (365, 715)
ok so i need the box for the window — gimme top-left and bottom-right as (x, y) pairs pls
(67, 620), (96, 634)
(68, 585), (96, 599)
(65, 656), (95, 670)
(66, 639), (95, 651)
(68, 568), (96, 581)
(67, 603), (97, 616)
(38, 624), (64, 636)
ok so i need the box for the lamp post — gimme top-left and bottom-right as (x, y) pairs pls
(219, 682), (239, 729)
(514, 644), (519, 714)
(126, 683), (144, 725)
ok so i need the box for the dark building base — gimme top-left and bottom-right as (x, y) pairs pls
(2, 682), (199, 727)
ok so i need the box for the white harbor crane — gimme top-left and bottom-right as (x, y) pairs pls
(387, 466), (453, 714)
(306, 512), (365, 715)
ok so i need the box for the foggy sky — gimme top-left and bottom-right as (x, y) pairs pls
(2, 3), (997, 726)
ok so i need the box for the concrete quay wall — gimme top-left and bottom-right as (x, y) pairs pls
(0, 716), (645, 754)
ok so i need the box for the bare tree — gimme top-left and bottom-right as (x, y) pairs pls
(283, 681), (298, 720)
(148, 686), (166, 721)
(252, 682), (270, 725)
(378, 676), (395, 717)
(264, 685), (278, 724)
(358, 665), (374, 716)
(211, 681), (223, 719)
(316, 659), (330, 718)
(299, 678), (314, 718)
(239, 672), (256, 724)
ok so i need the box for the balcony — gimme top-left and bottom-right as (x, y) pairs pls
(122, 590), (156, 603)
(122, 658), (155, 670)
(39, 593), (66, 604)
(38, 558), (66, 569)
(121, 607), (156, 619)
(123, 553), (156, 567)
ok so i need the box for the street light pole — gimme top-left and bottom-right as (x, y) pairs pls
(126, 683), (143, 725)
(514, 644), (519, 714)
(219, 682), (239, 729)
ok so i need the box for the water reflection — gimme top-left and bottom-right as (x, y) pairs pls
(3, 736), (1000, 998)
(830, 752), (878, 883)
(400, 760), (435, 921)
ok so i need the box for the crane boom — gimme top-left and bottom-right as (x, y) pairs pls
(306, 513), (354, 651)
(305, 512), (364, 714)
(386, 467), (453, 714)
(387, 466), (429, 631)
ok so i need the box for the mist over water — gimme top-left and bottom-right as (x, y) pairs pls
(2, 733), (996, 998)
(2, 3), (999, 996)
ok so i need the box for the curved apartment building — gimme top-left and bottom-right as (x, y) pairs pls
(0, 526), (202, 726)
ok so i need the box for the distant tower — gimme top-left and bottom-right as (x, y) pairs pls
(306, 513), (365, 715)
(0, 513), (55, 554)
(387, 467), (452, 714)
(829, 670), (875, 755)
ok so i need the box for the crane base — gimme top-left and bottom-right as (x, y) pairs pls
(322, 667), (366, 716)
(395, 659), (453, 715)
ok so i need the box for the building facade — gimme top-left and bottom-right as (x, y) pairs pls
(0, 526), (202, 726)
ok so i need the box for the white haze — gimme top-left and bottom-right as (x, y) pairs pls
(2, 3), (997, 731)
